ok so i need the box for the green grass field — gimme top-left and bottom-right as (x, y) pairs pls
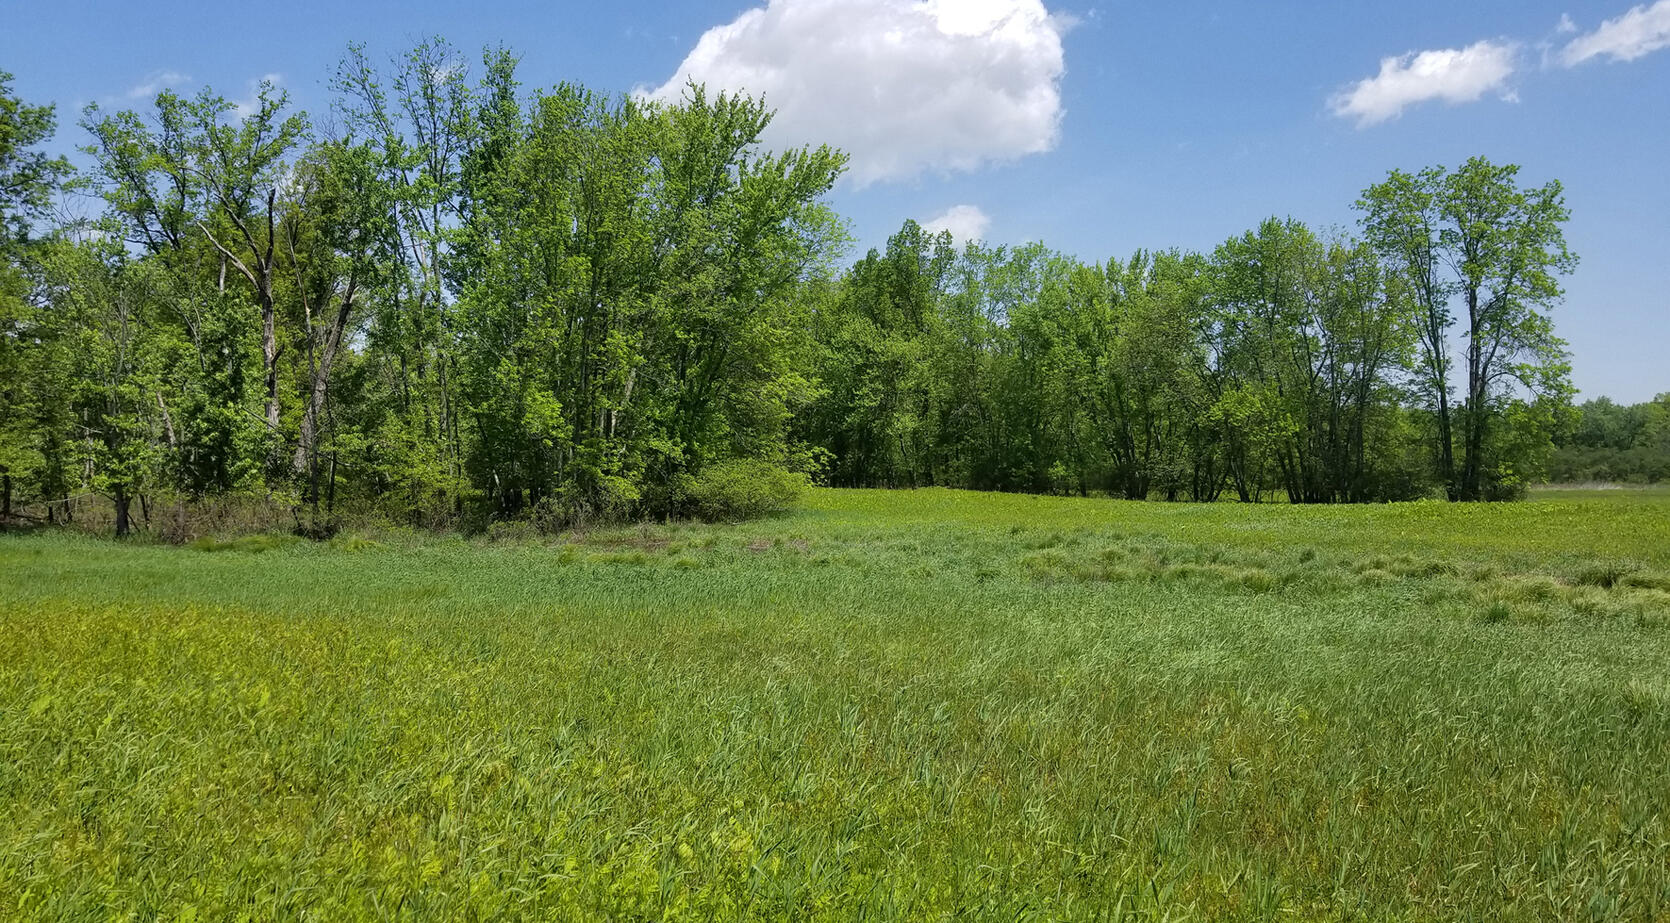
(3, 488), (1669, 920)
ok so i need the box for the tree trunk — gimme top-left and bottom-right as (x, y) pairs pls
(1457, 287), (1484, 501)
(262, 282), (280, 449)
(1418, 295), (1458, 500)
(156, 392), (179, 450)
(114, 485), (131, 538)
(292, 334), (340, 484)
(1435, 389), (1456, 499)
(199, 199), (282, 469)
(1461, 377), (1489, 500)
(326, 452), (338, 516)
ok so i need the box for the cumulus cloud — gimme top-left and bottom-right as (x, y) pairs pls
(1559, 0), (1670, 65)
(125, 70), (190, 99)
(922, 204), (991, 244)
(1330, 40), (1519, 127)
(639, 0), (1068, 186)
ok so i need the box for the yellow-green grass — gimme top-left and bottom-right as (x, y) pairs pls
(2, 488), (1668, 920)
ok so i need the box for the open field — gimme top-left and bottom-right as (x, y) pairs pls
(3, 488), (1669, 920)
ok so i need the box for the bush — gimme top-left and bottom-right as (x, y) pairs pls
(1482, 476), (1529, 502)
(674, 459), (809, 522)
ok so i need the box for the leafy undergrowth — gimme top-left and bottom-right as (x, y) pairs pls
(2, 488), (1668, 920)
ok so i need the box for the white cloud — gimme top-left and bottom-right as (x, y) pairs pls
(1557, 13), (1579, 35)
(125, 70), (189, 99)
(922, 204), (991, 244)
(639, 0), (1068, 186)
(1330, 40), (1519, 127)
(1559, 1), (1670, 65)
(231, 73), (284, 118)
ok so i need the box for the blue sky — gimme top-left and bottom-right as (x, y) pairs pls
(3, 0), (1666, 401)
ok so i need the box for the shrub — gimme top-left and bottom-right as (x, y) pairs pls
(674, 459), (809, 522)
(1481, 464), (1531, 502)
(528, 476), (644, 532)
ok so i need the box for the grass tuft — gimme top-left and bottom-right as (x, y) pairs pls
(1573, 561), (1638, 589)
(1480, 599), (1515, 623)
(187, 533), (300, 553)
(1622, 571), (1670, 592)
(329, 533), (385, 554)
(1236, 568), (1278, 593)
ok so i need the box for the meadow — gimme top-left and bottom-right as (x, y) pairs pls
(2, 487), (1668, 920)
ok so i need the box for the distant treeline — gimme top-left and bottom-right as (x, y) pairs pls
(798, 210), (1564, 504)
(0, 41), (1626, 536)
(1549, 396), (1670, 484)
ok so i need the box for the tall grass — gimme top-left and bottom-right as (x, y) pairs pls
(2, 488), (1667, 920)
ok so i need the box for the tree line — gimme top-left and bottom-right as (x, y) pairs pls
(801, 165), (1576, 503)
(0, 42), (1604, 537)
(1548, 395), (1670, 484)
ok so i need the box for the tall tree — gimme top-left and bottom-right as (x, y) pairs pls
(37, 236), (163, 536)
(1357, 168), (1455, 494)
(280, 140), (389, 523)
(1358, 158), (1575, 500)
(0, 71), (71, 245)
(83, 81), (308, 474)
(333, 38), (481, 507)
(455, 79), (845, 518)
(0, 70), (73, 519)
